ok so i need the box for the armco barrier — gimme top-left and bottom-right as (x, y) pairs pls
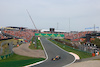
(0, 52), (13, 60)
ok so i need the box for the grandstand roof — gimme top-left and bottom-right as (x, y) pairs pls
(41, 29), (66, 33)
(7, 26), (26, 29)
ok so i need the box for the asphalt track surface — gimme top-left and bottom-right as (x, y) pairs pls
(31, 38), (75, 67)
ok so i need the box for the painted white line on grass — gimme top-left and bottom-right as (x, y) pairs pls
(24, 38), (48, 67)
(47, 39), (76, 67)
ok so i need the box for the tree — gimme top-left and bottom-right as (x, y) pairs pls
(91, 38), (100, 48)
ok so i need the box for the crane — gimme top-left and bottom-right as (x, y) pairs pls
(26, 9), (37, 30)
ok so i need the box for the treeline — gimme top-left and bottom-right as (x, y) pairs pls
(91, 38), (100, 48)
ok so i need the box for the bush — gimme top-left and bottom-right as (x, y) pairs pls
(91, 38), (100, 48)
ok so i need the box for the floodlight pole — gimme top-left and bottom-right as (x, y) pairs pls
(68, 18), (70, 36)
(94, 24), (95, 32)
(69, 18), (70, 33)
(57, 22), (58, 30)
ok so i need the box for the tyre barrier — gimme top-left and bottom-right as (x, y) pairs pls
(0, 52), (13, 60)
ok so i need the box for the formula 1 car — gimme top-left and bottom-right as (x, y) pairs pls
(51, 55), (61, 61)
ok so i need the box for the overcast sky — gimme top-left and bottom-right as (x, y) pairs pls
(0, 0), (100, 32)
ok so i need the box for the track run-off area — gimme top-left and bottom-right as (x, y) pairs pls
(30, 37), (75, 67)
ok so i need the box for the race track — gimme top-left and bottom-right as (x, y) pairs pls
(31, 37), (75, 67)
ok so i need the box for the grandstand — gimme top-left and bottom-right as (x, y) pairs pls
(0, 26), (41, 42)
(0, 29), (9, 40)
(0, 26), (100, 43)
(0, 26), (100, 55)
(0, 34), (8, 40)
(6, 26), (26, 30)
(64, 31), (93, 42)
(2, 29), (34, 42)
(0, 26), (99, 42)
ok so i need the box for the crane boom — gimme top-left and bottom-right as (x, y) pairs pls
(26, 10), (37, 30)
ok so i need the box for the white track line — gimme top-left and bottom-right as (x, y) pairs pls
(25, 38), (78, 67)
(47, 39), (76, 67)
(69, 52), (80, 60)
(24, 38), (48, 67)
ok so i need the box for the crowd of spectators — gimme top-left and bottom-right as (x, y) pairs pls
(2, 28), (65, 41)
(1, 26), (94, 42)
(65, 31), (93, 41)
(0, 34), (8, 39)
(3, 29), (35, 41)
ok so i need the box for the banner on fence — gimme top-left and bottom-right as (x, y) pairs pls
(0, 53), (13, 60)
(35, 33), (64, 37)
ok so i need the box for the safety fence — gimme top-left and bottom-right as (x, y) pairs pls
(54, 39), (94, 54)
(0, 52), (13, 60)
(54, 39), (100, 56)
(50, 39), (92, 54)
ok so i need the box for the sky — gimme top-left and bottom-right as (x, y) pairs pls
(0, 0), (100, 32)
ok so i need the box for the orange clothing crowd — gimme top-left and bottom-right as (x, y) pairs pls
(0, 34), (8, 39)
(3, 29), (35, 41)
(64, 31), (93, 41)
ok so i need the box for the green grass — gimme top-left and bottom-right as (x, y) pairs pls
(61, 39), (71, 43)
(37, 39), (43, 49)
(29, 42), (36, 50)
(49, 39), (92, 59)
(29, 37), (43, 50)
(0, 53), (45, 67)
(0, 39), (18, 56)
(0, 37), (45, 67)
